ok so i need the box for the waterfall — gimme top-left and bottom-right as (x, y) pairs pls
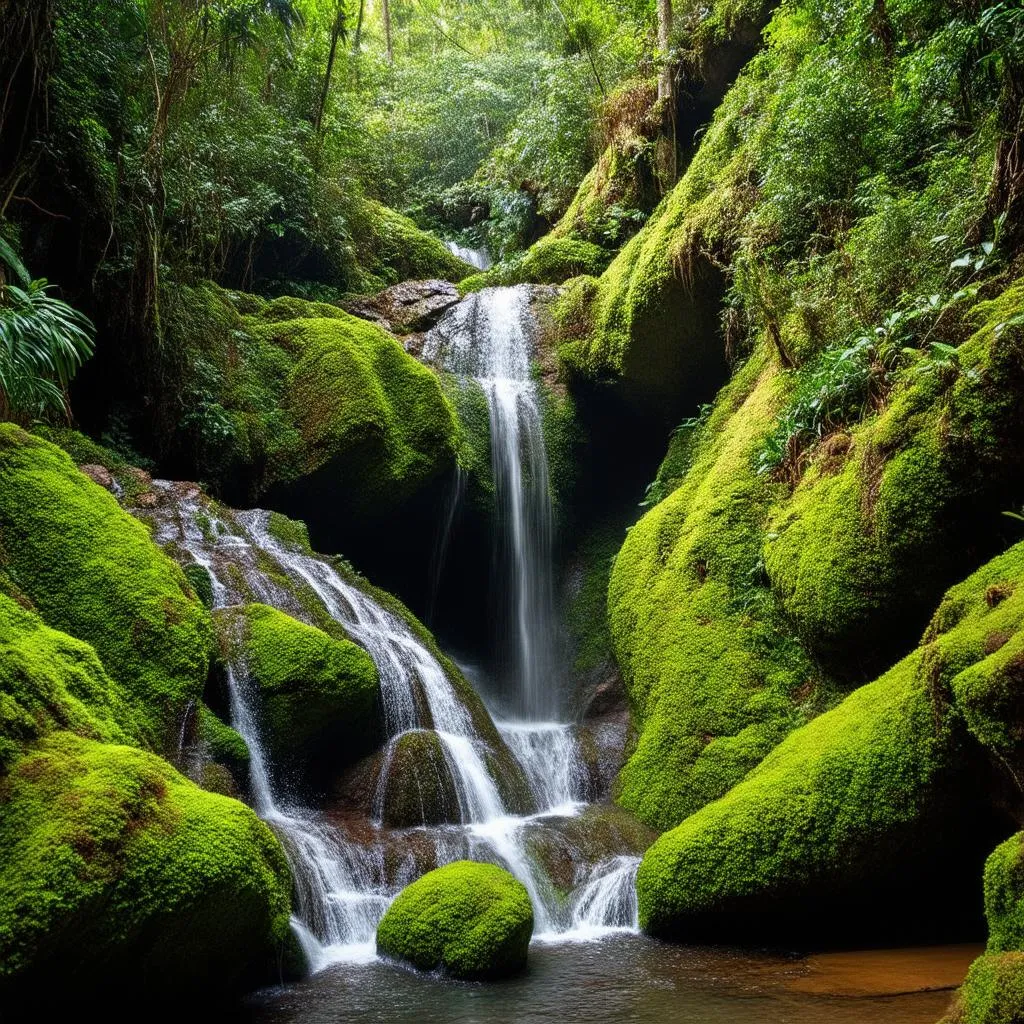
(146, 284), (644, 972)
(445, 240), (491, 270)
(424, 287), (560, 720)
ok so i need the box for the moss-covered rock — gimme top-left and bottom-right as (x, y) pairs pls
(0, 732), (293, 1003)
(635, 542), (1024, 944)
(461, 237), (612, 292)
(158, 283), (464, 520)
(0, 426), (213, 751)
(197, 704), (250, 788)
(608, 354), (824, 831)
(944, 953), (1024, 1024)
(375, 729), (461, 827)
(945, 835), (1024, 1023)
(377, 861), (533, 978)
(353, 201), (474, 289)
(0, 593), (134, 770)
(232, 603), (379, 784)
(764, 280), (1024, 668)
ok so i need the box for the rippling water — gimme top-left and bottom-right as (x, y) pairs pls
(236, 936), (959, 1024)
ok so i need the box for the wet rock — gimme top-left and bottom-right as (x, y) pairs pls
(377, 729), (462, 827)
(79, 463), (115, 491)
(575, 710), (631, 800)
(523, 803), (657, 896)
(343, 280), (461, 335)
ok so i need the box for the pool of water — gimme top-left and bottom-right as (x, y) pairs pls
(236, 935), (962, 1024)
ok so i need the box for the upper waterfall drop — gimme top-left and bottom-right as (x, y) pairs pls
(424, 286), (561, 721)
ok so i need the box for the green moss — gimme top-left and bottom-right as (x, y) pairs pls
(609, 354), (823, 831)
(945, 834), (1024, 1023)
(467, 237), (612, 289)
(635, 541), (1024, 939)
(183, 564), (215, 610)
(565, 521), (626, 679)
(235, 603), (379, 777)
(0, 731), (292, 1000)
(376, 861), (533, 979)
(0, 426), (213, 751)
(353, 201), (474, 289)
(0, 593), (134, 770)
(764, 279), (1024, 666)
(945, 954), (1024, 1024)
(162, 281), (463, 515)
(247, 306), (462, 514)
(376, 730), (460, 827)
(197, 704), (250, 782)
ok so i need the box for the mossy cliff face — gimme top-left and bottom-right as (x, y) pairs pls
(635, 542), (1024, 944)
(226, 603), (380, 785)
(944, 836), (1024, 1024)
(376, 860), (533, 979)
(0, 426), (212, 751)
(609, 353), (823, 831)
(0, 732), (292, 1003)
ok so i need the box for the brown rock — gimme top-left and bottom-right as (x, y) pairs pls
(79, 464), (115, 491)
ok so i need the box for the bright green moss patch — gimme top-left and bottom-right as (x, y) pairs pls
(636, 542), (1024, 941)
(466, 237), (611, 290)
(197, 704), (250, 782)
(234, 603), (379, 778)
(160, 282), (463, 513)
(764, 279), (1024, 667)
(0, 732), (292, 1000)
(944, 953), (1024, 1024)
(0, 426), (213, 751)
(376, 861), (533, 979)
(0, 594), (134, 770)
(353, 201), (474, 289)
(609, 355), (825, 831)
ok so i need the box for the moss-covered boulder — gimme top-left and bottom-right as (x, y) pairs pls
(764, 280), (1024, 668)
(635, 542), (1024, 944)
(376, 861), (533, 978)
(375, 729), (461, 827)
(461, 237), (612, 292)
(0, 592), (134, 770)
(0, 426), (213, 751)
(232, 603), (379, 784)
(0, 732), (293, 1003)
(158, 284), (463, 522)
(608, 355), (822, 831)
(944, 835), (1024, 1023)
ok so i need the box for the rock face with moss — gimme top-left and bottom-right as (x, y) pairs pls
(376, 861), (533, 978)
(375, 730), (461, 827)
(159, 284), (463, 519)
(228, 603), (379, 786)
(0, 426), (212, 751)
(0, 733), (293, 1003)
(635, 542), (1024, 944)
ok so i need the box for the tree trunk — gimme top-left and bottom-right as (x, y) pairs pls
(382, 0), (393, 63)
(656, 0), (677, 189)
(315, 7), (345, 133)
(657, 0), (673, 104)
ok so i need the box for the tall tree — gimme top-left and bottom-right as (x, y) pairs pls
(315, 1), (348, 132)
(382, 0), (393, 62)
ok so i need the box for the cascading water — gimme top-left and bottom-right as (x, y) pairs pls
(444, 240), (491, 270)
(423, 287), (560, 721)
(149, 284), (642, 975)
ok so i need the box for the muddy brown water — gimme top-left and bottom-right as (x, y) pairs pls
(236, 935), (977, 1023)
